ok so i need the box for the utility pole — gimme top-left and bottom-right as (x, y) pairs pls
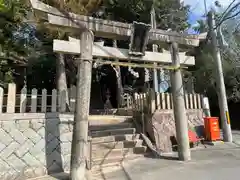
(151, 4), (159, 92)
(151, 3), (165, 93)
(170, 42), (191, 161)
(204, 0), (208, 16)
(70, 30), (93, 180)
(207, 11), (232, 142)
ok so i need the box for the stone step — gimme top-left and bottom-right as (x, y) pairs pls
(27, 173), (69, 180)
(90, 109), (133, 116)
(28, 172), (92, 180)
(91, 134), (140, 144)
(89, 115), (133, 125)
(90, 164), (126, 180)
(91, 128), (136, 138)
(91, 153), (145, 166)
(91, 139), (143, 150)
(89, 122), (132, 132)
(92, 146), (147, 159)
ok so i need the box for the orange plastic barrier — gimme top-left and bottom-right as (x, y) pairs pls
(204, 117), (221, 141)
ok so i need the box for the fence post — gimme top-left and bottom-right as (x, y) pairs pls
(139, 93), (143, 112)
(133, 93), (138, 111)
(161, 93), (166, 109)
(166, 93), (171, 109)
(59, 90), (67, 112)
(170, 93), (174, 109)
(202, 96), (211, 117)
(197, 94), (202, 109)
(0, 87), (3, 113)
(20, 87), (27, 113)
(189, 94), (193, 109)
(150, 90), (156, 113)
(185, 94), (189, 109)
(156, 92), (160, 110)
(193, 93), (198, 109)
(51, 89), (57, 112)
(41, 89), (47, 112)
(31, 88), (37, 113)
(7, 83), (16, 113)
(69, 86), (76, 112)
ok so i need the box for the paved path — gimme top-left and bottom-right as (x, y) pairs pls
(90, 131), (240, 180)
(122, 144), (240, 180)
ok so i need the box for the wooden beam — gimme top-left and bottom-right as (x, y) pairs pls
(30, 0), (206, 47)
(53, 40), (195, 65)
(47, 15), (201, 46)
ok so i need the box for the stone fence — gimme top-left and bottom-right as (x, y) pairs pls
(133, 91), (208, 153)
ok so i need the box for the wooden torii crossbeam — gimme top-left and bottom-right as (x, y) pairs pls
(53, 37), (195, 66)
(30, 0), (207, 47)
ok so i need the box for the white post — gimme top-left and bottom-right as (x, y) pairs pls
(41, 89), (47, 112)
(69, 85), (76, 112)
(193, 94), (198, 109)
(189, 94), (193, 109)
(20, 87), (27, 113)
(156, 92), (160, 109)
(166, 93), (171, 109)
(51, 89), (57, 112)
(0, 87), (3, 113)
(161, 93), (166, 109)
(31, 88), (37, 113)
(7, 83), (16, 113)
(59, 89), (67, 112)
(202, 96), (211, 117)
(197, 94), (202, 109)
(185, 94), (189, 109)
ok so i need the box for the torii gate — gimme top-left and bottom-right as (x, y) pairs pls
(30, 0), (206, 179)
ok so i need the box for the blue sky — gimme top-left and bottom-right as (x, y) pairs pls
(182, 0), (234, 33)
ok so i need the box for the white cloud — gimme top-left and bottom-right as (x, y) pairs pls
(181, 0), (234, 15)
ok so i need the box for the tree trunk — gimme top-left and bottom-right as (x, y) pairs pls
(113, 40), (124, 108)
(56, 53), (70, 112)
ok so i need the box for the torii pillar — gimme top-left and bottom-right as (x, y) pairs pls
(70, 31), (93, 180)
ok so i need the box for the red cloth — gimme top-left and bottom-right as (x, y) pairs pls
(188, 130), (199, 143)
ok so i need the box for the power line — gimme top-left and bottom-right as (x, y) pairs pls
(216, 1), (240, 28)
(218, 0), (238, 20)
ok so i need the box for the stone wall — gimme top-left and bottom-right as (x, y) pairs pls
(0, 113), (74, 180)
(136, 109), (205, 153)
(0, 113), (132, 180)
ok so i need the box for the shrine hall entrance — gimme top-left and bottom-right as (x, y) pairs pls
(89, 62), (154, 113)
(90, 64), (118, 110)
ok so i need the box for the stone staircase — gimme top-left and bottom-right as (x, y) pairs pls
(88, 116), (147, 169)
